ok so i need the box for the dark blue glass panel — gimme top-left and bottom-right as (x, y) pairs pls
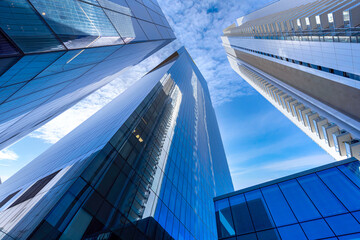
(215, 198), (235, 238)
(301, 219), (334, 240)
(29, 0), (123, 49)
(325, 213), (360, 236)
(236, 233), (257, 240)
(0, 31), (20, 56)
(229, 194), (254, 235)
(0, 57), (19, 78)
(298, 173), (347, 217)
(261, 185), (297, 227)
(338, 233), (360, 239)
(278, 224), (307, 240)
(245, 190), (275, 231)
(0, 0), (65, 53)
(279, 179), (321, 222)
(318, 168), (360, 211)
(256, 229), (280, 240)
(0, 52), (63, 87)
(352, 211), (360, 222)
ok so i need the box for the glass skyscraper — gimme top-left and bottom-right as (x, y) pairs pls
(0, 0), (175, 150)
(0, 47), (234, 240)
(222, 0), (360, 161)
(214, 157), (360, 240)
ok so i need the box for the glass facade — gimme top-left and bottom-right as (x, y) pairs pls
(0, 0), (175, 150)
(0, 47), (233, 240)
(214, 158), (360, 240)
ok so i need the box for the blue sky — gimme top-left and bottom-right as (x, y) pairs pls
(0, 0), (334, 190)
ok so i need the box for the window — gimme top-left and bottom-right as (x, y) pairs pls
(278, 224), (307, 240)
(261, 185), (297, 227)
(317, 168), (360, 211)
(297, 173), (347, 217)
(326, 213), (360, 235)
(0, 190), (20, 208)
(328, 13), (334, 23)
(245, 190), (275, 231)
(301, 219), (334, 239)
(229, 194), (255, 235)
(215, 198), (235, 238)
(279, 180), (321, 222)
(9, 170), (60, 208)
(316, 15), (321, 25)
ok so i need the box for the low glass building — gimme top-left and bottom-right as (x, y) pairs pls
(214, 158), (360, 240)
(0, 47), (233, 240)
(0, 0), (175, 150)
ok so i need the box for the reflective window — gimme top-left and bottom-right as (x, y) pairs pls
(229, 194), (254, 235)
(0, 0), (65, 53)
(215, 198), (235, 238)
(261, 185), (297, 226)
(0, 31), (20, 57)
(301, 219), (334, 240)
(237, 233), (257, 240)
(298, 173), (347, 217)
(29, 0), (122, 49)
(318, 168), (360, 211)
(278, 224), (307, 240)
(256, 229), (280, 240)
(325, 213), (360, 236)
(245, 190), (275, 231)
(279, 179), (321, 222)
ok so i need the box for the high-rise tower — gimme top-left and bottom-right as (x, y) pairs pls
(222, 0), (360, 160)
(0, 47), (233, 240)
(0, 0), (175, 150)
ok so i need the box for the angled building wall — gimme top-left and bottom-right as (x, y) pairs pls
(0, 47), (233, 240)
(0, 0), (175, 150)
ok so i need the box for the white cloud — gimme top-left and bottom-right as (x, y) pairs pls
(0, 148), (18, 161)
(230, 153), (335, 190)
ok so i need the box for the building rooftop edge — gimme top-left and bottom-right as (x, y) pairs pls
(214, 157), (358, 201)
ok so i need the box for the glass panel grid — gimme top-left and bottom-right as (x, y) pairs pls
(215, 161), (360, 240)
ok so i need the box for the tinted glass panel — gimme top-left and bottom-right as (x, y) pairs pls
(325, 213), (360, 236)
(229, 194), (254, 235)
(261, 185), (297, 226)
(29, 0), (123, 48)
(237, 233), (257, 240)
(256, 229), (280, 240)
(0, 31), (20, 57)
(279, 179), (321, 222)
(298, 173), (347, 217)
(215, 198), (235, 238)
(301, 219), (334, 240)
(0, 0), (65, 53)
(318, 168), (360, 211)
(245, 190), (275, 231)
(278, 224), (307, 240)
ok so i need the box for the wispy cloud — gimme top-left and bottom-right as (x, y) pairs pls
(231, 153), (335, 190)
(0, 148), (18, 161)
(158, 0), (273, 105)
